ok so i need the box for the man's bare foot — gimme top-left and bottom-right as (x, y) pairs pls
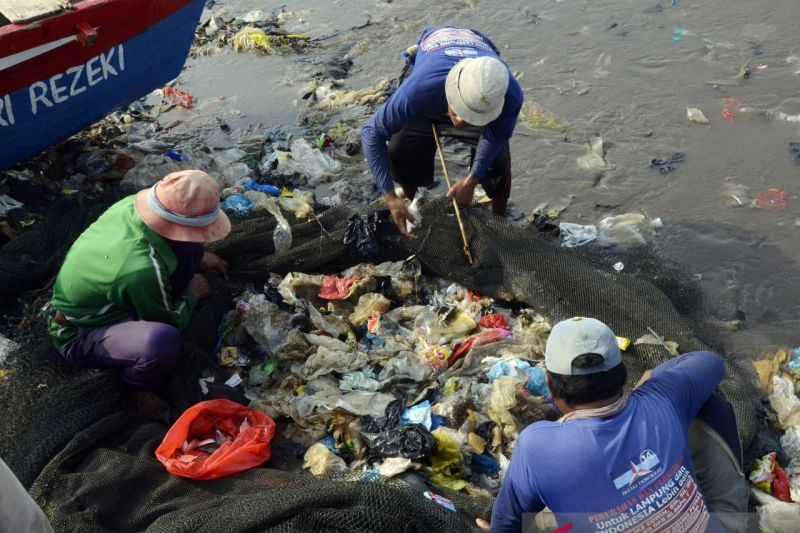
(130, 390), (171, 422)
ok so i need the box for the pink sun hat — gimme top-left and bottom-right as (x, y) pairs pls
(134, 170), (231, 243)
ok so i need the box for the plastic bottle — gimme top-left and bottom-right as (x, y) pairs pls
(242, 179), (280, 197)
(164, 149), (191, 162)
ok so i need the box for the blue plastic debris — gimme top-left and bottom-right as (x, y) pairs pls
(401, 400), (432, 430)
(525, 366), (550, 397)
(242, 178), (280, 197)
(363, 333), (386, 351)
(471, 454), (500, 475)
(423, 491), (456, 512)
(788, 347), (800, 370)
(430, 414), (448, 431)
(220, 193), (254, 215)
(164, 149), (190, 162)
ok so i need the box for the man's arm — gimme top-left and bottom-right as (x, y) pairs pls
(360, 86), (417, 195)
(491, 431), (546, 531)
(637, 351), (726, 426)
(469, 79), (523, 182)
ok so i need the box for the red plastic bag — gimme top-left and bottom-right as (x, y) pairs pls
(755, 188), (797, 209)
(450, 329), (514, 362)
(318, 275), (361, 300)
(479, 313), (509, 330)
(773, 464), (794, 503)
(163, 86), (194, 109)
(156, 399), (276, 480)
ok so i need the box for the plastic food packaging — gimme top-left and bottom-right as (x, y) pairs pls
(686, 107), (709, 124)
(155, 399), (276, 480)
(576, 136), (606, 170)
(406, 194), (423, 234)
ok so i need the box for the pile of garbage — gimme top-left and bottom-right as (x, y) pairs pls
(197, 257), (559, 496)
(750, 349), (800, 529)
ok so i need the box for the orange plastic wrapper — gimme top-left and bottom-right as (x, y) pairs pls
(156, 399), (276, 480)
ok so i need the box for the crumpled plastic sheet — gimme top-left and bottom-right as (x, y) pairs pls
(769, 376), (800, 429)
(278, 272), (324, 307)
(349, 293), (391, 325)
(377, 457), (416, 478)
(595, 213), (662, 248)
(752, 489), (800, 532)
(332, 391), (395, 418)
(0, 194), (23, 217)
(414, 308), (477, 344)
(558, 222), (598, 248)
(278, 189), (315, 219)
(277, 139), (342, 186)
(241, 295), (294, 355)
(754, 349), (791, 392)
(429, 432), (468, 491)
(486, 376), (525, 437)
(301, 345), (368, 380)
(303, 443), (349, 476)
(339, 370), (381, 392)
(263, 198), (292, 254)
(308, 306), (352, 340)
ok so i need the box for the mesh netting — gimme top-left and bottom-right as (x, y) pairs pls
(0, 197), (759, 532)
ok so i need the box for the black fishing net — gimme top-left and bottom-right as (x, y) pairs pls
(0, 197), (759, 532)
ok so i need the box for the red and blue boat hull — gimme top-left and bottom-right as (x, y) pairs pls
(0, 0), (205, 169)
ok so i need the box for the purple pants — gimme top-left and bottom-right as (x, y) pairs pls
(61, 242), (204, 389)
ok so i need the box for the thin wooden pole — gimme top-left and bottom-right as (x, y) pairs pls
(432, 124), (474, 265)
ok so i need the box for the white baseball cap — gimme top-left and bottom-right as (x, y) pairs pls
(545, 317), (622, 375)
(445, 56), (509, 126)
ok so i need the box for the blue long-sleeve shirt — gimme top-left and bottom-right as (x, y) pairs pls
(491, 351), (727, 533)
(361, 27), (524, 194)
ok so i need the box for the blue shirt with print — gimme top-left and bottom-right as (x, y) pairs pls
(491, 351), (727, 533)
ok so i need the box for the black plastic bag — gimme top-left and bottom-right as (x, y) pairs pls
(362, 423), (437, 460)
(343, 212), (384, 260)
(649, 152), (685, 175)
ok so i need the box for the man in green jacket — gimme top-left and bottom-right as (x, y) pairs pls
(48, 170), (230, 416)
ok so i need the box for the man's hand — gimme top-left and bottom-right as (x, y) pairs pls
(200, 251), (228, 279)
(385, 191), (416, 235)
(446, 175), (478, 207)
(187, 274), (212, 299)
(475, 518), (491, 532)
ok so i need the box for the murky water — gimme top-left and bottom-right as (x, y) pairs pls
(177, 0), (800, 359)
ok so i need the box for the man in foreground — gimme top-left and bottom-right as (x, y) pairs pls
(48, 170), (230, 417)
(361, 26), (523, 234)
(490, 317), (747, 532)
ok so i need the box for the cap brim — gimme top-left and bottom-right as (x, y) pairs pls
(134, 188), (231, 243)
(445, 58), (504, 127)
